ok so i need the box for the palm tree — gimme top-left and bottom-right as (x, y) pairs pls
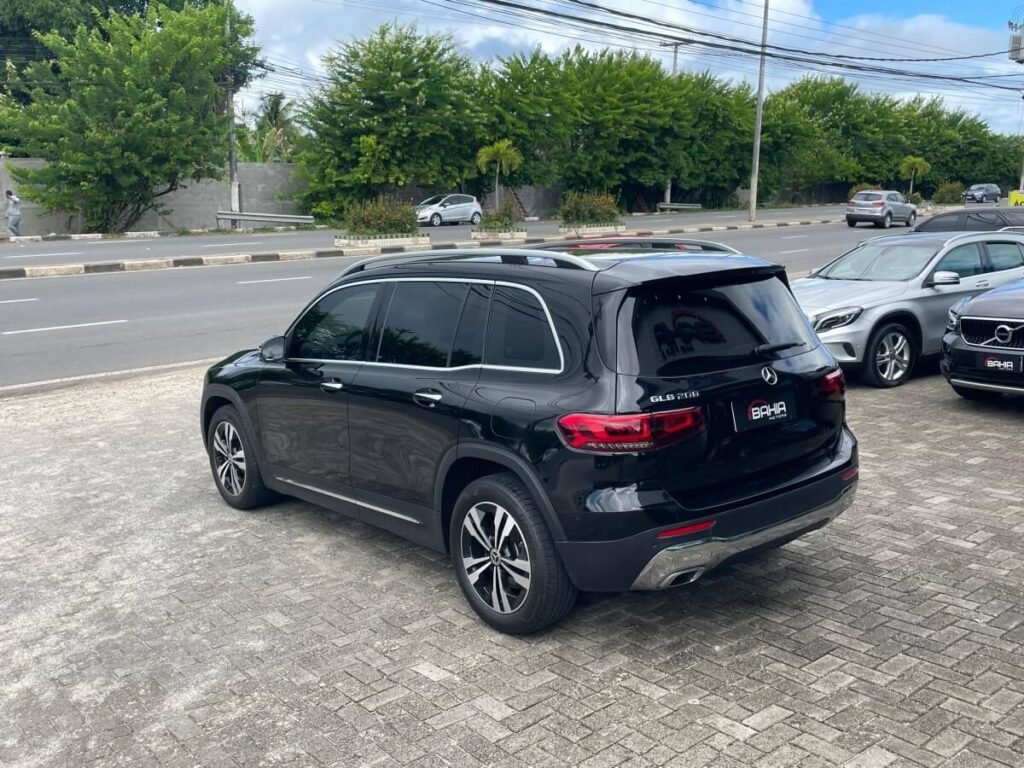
(899, 155), (931, 197)
(256, 93), (298, 162)
(476, 139), (523, 209)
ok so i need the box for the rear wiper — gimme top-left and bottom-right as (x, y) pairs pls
(753, 341), (806, 357)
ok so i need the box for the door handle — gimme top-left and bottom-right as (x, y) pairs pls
(413, 389), (443, 407)
(975, 280), (991, 288)
(320, 379), (344, 393)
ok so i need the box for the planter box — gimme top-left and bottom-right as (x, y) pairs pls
(471, 229), (528, 241)
(333, 233), (430, 249)
(557, 223), (626, 236)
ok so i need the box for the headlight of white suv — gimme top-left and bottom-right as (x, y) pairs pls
(946, 297), (970, 333)
(813, 307), (863, 332)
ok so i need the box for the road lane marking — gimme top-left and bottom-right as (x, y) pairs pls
(2, 319), (127, 335)
(5, 257), (82, 264)
(236, 276), (313, 285)
(781, 235), (808, 240)
(0, 298), (38, 304)
(200, 241), (264, 248)
(0, 357), (224, 394)
(779, 249), (810, 255)
(84, 239), (158, 245)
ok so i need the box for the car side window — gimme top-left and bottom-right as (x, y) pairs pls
(888, 193), (900, 202)
(935, 244), (985, 278)
(985, 242), (1024, 272)
(964, 211), (1003, 231)
(450, 284), (492, 367)
(915, 213), (958, 232)
(289, 283), (381, 361)
(485, 286), (561, 371)
(376, 281), (467, 367)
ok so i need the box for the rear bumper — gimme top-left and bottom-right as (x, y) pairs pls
(846, 212), (887, 222)
(556, 427), (857, 592)
(629, 484), (855, 589)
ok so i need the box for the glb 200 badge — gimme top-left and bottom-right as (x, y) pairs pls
(650, 391), (701, 404)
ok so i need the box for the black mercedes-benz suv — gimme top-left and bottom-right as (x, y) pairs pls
(201, 248), (859, 634)
(942, 279), (1024, 399)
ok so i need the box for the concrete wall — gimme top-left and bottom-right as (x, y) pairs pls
(0, 159), (305, 236)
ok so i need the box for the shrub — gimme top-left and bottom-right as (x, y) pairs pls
(477, 198), (521, 232)
(847, 183), (880, 200)
(559, 191), (622, 226)
(932, 180), (964, 205)
(342, 195), (418, 236)
(906, 191), (923, 206)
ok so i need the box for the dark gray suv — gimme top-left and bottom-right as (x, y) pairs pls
(963, 184), (1001, 203)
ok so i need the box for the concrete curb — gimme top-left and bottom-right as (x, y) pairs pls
(0, 224), (330, 244)
(0, 218), (843, 280)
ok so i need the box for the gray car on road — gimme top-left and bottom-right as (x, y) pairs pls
(846, 190), (917, 229)
(791, 232), (1024, 387)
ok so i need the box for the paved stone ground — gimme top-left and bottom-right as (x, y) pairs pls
(1, 369), (1023, 768)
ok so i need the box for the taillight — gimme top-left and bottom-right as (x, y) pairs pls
(817, 368), (846, 401)
(557, 407), (704, 454)
(872, 200), (885, 207)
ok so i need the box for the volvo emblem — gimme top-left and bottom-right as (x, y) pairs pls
(761, 366), (778, 385)
(994, 325), (1014, 344)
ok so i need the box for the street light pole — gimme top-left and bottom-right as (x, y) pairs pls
(748, 0), (770, 223)
(225, 2), (240, 229)
(662, 41), (681, 207)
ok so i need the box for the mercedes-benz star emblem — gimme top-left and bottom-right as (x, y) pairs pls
(994, 325), (1014, 345)
(761, 366), (778, 386)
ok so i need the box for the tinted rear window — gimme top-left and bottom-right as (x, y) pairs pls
(853, 193), (882, 201)
(621, 276), (816, 377)
(485, 286), (561, 371)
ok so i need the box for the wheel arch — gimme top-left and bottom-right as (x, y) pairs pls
(872, 310), (923, 354)
(434, 444), (566, 555)
(201, 384), (259, 451)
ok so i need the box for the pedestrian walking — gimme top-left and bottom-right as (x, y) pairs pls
(5, 190), (21, 237)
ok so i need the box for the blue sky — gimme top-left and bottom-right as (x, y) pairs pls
(236, 0), (1024, 132)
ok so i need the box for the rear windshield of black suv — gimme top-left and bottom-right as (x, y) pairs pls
(620, 275), (817, 377)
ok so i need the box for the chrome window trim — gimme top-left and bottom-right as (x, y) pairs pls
(275, 477), (420, 524)
(285, 277), (565, 374)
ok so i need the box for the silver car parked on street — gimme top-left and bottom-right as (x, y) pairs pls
(791, 232), (1024, 387)
(416, 194), (483, 226)
(846, 190), (917, 229)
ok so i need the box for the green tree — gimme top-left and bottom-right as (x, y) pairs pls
(239, 92), (299, 163)
(298, 23), (484, 219)
(0, 3), (259, 232)
(898, 155), (931, 196)
(476, 139), (523, 209)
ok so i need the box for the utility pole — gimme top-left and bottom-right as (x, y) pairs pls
(1009, 21), (1024, 192)
(661, 41), (681, 207)
(225, 1), (240, 228)
(748, 0), (769, 223)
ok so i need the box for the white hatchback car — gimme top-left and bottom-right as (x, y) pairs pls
(416, 194), (483, 226)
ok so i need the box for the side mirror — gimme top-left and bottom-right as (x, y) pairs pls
(808, 266), (820, 276)
(929, 271), (960, 287)
(260, 335), (286, 362)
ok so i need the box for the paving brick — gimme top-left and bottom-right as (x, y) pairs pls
(3, 366), (1024, 768)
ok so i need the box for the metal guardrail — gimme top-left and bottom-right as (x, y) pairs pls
(215, 211), (314, 225)
(656, 203), (702, 212)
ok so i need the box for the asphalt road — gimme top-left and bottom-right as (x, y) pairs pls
(0, 205), (847, 267)
(0, 221), (883, 388)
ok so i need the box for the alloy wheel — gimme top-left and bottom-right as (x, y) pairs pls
(460, 501), (531, 614)
(213, 421), (246, 496)
(875, 331), (911, 383)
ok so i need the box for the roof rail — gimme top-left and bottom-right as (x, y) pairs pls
(997, 226), (1024, 233)
(338, 248), (601, 278)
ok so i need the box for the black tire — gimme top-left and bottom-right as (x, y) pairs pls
(880, 212), (892, 229)
(952, 384), (1002, 402)
(430, 213), (442, 227)
(470, 212), (482, 225)
(449, 473), (577, 635)
(846, 219), (857, 228)
(861, 322), (916, 388)
(905, 211), (916, 228)
(206, 404), (277, 510)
